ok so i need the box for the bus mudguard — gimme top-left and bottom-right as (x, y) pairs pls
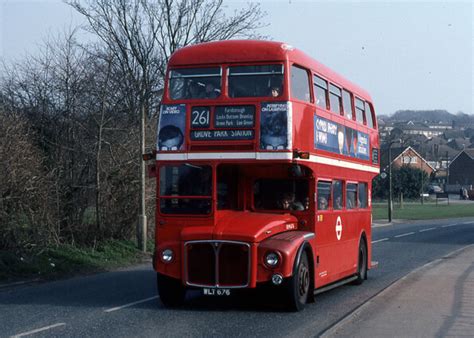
(257, 231), (315, 283)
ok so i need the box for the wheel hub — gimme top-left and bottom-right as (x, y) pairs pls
(298, 265), (309, 296)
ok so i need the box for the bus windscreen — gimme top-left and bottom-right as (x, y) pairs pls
(169, 67), (222, 100)
(228, 64), (284, 98)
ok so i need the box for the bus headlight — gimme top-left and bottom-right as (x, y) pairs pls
(265, 251), (280, 268)
(161, 249), (174, 263)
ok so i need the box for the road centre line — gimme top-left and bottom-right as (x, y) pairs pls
(104, 296), (159, 313)
(442, 223), (458, 228)
(371, 238), (389, 243)
(11, 323), (66, 338)
(419, 227), (437, 232)
(394, 232), (415, 238)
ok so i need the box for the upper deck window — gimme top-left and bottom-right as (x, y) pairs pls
(169, 67), (222, 100)
(228, 64), (284, 98)
(355, 98), (365, 125)
(366, 102), (375, 129)
(291, 65), (311, 102)
(329, 84), (342, 114)
(314, 75), (328, 109)
(342, 89), (353, 120)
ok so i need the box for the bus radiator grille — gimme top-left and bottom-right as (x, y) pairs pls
(187, 243), (216, 286)
(185, 241), (250, 288)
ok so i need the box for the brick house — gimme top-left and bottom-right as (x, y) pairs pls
(448, 149), (474, 186)
(381, 146), (435, 175)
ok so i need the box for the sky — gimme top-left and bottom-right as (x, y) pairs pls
(0, 0), (472, 116)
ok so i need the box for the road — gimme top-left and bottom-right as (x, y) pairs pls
(1, 218), (473, 337)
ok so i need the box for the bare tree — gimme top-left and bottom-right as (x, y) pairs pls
(0, 110), (56, 250)
(67, 0), (266, 251)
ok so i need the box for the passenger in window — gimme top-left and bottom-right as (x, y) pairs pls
(271, 86), (281, 97)
(188, 81), (204, 98)
(205, 83), (220, 98)
(317, 196), (328, 210)
(346, 198), (353, 209)
(334, 196), (342, 210)
(280, 193), (304, 211)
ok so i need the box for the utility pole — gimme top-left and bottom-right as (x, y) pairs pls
(138, 103), (147, 252)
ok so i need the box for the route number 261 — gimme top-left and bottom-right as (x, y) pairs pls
(191, 108), (210, 127)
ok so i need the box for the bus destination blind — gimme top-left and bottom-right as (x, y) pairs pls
(190, 105), (255, 141)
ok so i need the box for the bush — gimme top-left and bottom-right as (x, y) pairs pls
(373, 165), (429, 200)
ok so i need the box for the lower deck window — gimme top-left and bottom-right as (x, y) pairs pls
(346, 183), (357, 209)
(159, 164), (212, 215)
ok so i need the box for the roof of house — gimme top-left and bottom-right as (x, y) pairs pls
(380, 146), (436, 171)
(449, 148), (474, 166)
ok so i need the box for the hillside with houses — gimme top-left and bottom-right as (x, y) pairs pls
(378, 110), (474, 193)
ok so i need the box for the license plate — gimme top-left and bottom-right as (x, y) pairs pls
(202, 288), (231, 296)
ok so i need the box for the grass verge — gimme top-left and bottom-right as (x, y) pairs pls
(373, 202), (474, 220)
(0, 240), (152, 283)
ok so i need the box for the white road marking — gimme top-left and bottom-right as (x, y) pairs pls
(419, 227), (436, 232)
(104, 296), (159, 313)
(11, 323), (65, 337)
(462, 221), (474, 224)
(442, 223), (458, 228)
(372, 238), (389, 244)
(395, 232), (415, 238)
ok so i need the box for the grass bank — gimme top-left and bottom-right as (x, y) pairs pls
(0, 240), (151, 283)
(373, 202), (474, 220)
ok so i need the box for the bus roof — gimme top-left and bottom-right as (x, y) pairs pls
(168, 40), (372, 101)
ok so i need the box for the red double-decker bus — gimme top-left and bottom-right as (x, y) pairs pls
(152, 40), (379, 311)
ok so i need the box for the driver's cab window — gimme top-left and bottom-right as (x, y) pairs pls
(254, 179), (309, 211)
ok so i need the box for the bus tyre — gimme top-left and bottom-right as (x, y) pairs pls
(353, 239), (367, 285)
(285, 251), (310, 311)
(157, 273), (186, 307)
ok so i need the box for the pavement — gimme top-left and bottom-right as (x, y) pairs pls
(323, 244), (474, 337)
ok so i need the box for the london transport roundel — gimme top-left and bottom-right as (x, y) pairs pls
(336, 216), (342, 240)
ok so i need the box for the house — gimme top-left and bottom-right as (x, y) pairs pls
(392, 121), (445, 138)
(380, 146), (436, 175)
(448, 149), (474, 187)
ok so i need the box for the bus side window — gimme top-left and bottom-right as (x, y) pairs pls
(346, 183), (357, 209)
(317, 181), (331, 211)
(329, 84), (342, 114)
(314, 75), (328, 109)
(365, 102), (375, 129)
(358, 183), (368, 208)
(342, 89), (354, 120)
(291, 65), (311, 102)
(333, 180), (343, 210)
(355, 98), (365, 125)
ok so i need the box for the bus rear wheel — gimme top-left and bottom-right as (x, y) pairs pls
(353, 239), (367, 285)
(157, 273), (186, 307)
(285, 251), (310, 311)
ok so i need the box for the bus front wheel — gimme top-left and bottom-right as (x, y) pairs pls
(157, 273), (186, 307)
(353, 239), (367, 285)
(285, 251), (310, 311)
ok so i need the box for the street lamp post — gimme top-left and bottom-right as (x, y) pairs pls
(388, 145), (393, 222)
(387, 139), (401, 223)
